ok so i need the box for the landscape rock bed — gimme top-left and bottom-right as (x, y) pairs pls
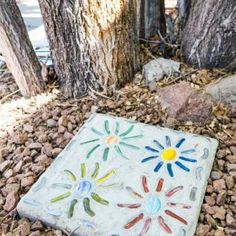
(0, 69), (235, 235)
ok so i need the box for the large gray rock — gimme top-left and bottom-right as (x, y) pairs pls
(206, 75), (236, 113)
(158, 81), (213, 124)
(143, 57), (180, 84)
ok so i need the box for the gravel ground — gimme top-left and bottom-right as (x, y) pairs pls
(0, 70), (235, 235)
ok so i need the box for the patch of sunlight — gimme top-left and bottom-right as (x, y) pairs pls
(0, 90), (59, 138)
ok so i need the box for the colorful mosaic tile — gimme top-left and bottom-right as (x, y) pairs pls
(17, 113), (218, 235)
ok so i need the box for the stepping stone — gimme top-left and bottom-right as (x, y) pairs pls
(17, 113), (218, 236)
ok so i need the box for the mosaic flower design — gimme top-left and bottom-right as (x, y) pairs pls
(50, 163), (115, 218)
(142, 136), (197, 177)
(80, 120), (143, 161)
(117, 176), (191, 235)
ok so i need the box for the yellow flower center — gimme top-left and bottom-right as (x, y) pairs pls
(162, 148), (177, 161)
(105, 135), (118, 145)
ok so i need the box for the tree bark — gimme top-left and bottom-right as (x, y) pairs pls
(140, 0), (166, 39)
(181, 1), (236, 71)
(0, 0), (45, 97)
(177, 0), (190, 38)
(39, 0), (139, 98)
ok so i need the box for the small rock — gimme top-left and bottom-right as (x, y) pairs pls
(217, 160), (225, 170)
(216, 149), (227, 159)
(203, 204), (215, 214)
(22, 147), (31, 156)
(148, 82), (158, 92)
(143, 57), (180, 84)
(35, 154), (49, 164)
(231, 195), (236, 201)
(38, 134), (47, 143)
(31, 221), (44, 231)
(225, 228), (236, 235)
(216, 191), (226, 205)
(205, 214), (216, 227)
(5, 233), (13, 236)
(13, 160), (24, 173)
(52, 148), (62, 157)
(213, 206), (226, 220)
(52, 108), (61, 118)
(0, 178), (6, 188)
(229, 171), (236, 177)
(226, 214), (236, 228)
(1, 223), (9, 234)
(0, 193), (4, 206)
(3, 191), (19, 211)
(227, 163), (236, 171)
(14, 219), (30, 236)
(206, 185), (214, 193)
(15, 146), (24, 155)
(164, 117), (178, 128)
(226, 155), (236, 163)
(205, 196), (215, 206)
(24, 156), (33, 163)
(206, 74), (236, 113)
(226, 176), (235, 189)
(58, 125), (66, 133)
(58, 116), (68, 127)
(2, 183), (20, 195)
(42, 143), (53, 157)
(214, 229), (225, 236)
(0, 160), (11, 172)
(64, 131), (74, 140)
(230, 146), (236, 155)
(54, 230), (63, 236)
(31, 149), (38, 158)
(213, 179), (226, 192)
(0, 148), (9, 158)
(30, 164), (46, 174)
(196, 224), (210, 236)
(28, 142), (42, 150)
(29, 231), (41, 236)
(211, 171), (222, 180)
(6, 176), (17, 184)
(56, 136), (66, 147)
(23, 124), (33, 133)
(21, 176), (35, 187)
(158, 81), (213, 124)
(3, 169), (14, 178)
(47, 119), (57, 128)
(42, 112), (50, 120)
(13, 133), (28, 144)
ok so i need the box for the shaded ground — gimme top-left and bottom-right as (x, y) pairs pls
(0, 66), (235, 235)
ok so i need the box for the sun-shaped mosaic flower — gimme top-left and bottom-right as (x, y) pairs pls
(80, 120), (143, 161)
(117, 176), (191, 235)
(50, 163), (115, 218)
(142, 136), (197, 177)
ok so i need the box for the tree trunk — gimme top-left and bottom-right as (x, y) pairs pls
(0, 0), (45, 97)
(140, 0), (166, 39)
(177, 0), (190, 38)
(38, 0), (139, 98)
(181, 1), (236, 71)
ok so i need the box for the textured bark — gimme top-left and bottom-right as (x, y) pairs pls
(0, 0), (45, 97)
(181, 1), (236, 70)
(39, 0), (139, 98)
(140, 0), (166, 39)
(177, 0), (190, 36)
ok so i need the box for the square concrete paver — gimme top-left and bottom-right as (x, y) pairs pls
(17, 113), (218, 236)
